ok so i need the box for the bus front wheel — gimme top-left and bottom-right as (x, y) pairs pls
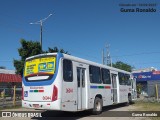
(92, 97), (102, 115)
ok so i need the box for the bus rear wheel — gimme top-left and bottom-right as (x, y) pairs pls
(125, 94), (132, 106)
(92, 97), (102, 115)
(128, 94), (133, 104)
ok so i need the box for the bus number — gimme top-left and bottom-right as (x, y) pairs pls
(43, 96), (51, 100)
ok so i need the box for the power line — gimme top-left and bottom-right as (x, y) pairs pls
(0, 11), (53, 40)
(133, 61), (160, 65)
(112, 51), (160, 58)
(0, 60), (13, 62)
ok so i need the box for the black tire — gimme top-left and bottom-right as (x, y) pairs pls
(92, 97), (103, 115)
(125, 95), (132, 106)
(128, 95), (133, 104)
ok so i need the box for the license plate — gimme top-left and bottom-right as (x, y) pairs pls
(33, 104), (39, 108)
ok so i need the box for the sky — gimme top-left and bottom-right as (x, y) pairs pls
(0, 0), (160, 70)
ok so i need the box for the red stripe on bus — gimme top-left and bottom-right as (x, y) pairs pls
(38, 90), (44, 92)
(105, 86), (111, 89)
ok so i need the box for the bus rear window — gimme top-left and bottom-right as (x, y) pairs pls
(24, 56), (56, 81)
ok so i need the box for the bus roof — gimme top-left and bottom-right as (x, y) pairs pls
(26, 52), (131, 74)
(63, 53), (131, 74)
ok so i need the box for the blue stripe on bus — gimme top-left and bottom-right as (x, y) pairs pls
(29, 90), (33, 92)
(90, 86), (98, 89)
(22, 53), (63, 86)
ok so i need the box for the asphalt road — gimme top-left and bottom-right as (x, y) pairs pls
(0, 103), (148, 120)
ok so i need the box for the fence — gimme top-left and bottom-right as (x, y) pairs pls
(140, 81), (160, 102)
(147, 81), (160, 98)
(0, 87), (22, 108)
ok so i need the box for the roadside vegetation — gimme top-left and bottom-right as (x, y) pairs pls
(0, 105), (21, 111)
(133, 101), (160, 120)
(134, 101), (160, 111)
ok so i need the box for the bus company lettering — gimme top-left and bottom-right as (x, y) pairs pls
(66, 88), (73, 93)
(30, 87), (44, 89)
(120, 89), (127, 92)
(138, 75), (151, 79)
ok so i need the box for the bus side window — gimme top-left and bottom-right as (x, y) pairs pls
(118, 72), (125, 85)
(89, 65), (101, 84)
(101, 68), (111, 84)
(63, 59), (73, 82)
(125, 74), (131, 86)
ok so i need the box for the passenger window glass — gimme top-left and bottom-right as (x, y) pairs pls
(118, 73), (125, 85)
(89, 66), (101, 83)
(77, 68), (80, 87)
(101, 68), (111, 84)
(63, 59), (73, 82)
(118, 73), (131, 85)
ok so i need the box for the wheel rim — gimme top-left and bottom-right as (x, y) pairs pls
(96, 101), (101, 111)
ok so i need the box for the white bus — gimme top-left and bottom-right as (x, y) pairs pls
(22, 53), (137, 114)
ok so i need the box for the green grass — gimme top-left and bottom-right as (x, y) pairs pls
(133, 101), (160, 120)
(134, 101), (160, 111)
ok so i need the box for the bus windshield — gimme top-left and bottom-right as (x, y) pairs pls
(24, 56), (56, 81)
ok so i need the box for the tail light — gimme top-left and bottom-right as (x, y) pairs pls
(22, 87), (24, 100)
(52, 85), (58, 101)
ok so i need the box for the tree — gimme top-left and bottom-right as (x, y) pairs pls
(136, 83), (142, 98)
(14, 39), (41, 76)
(112, 61), (134, 72)
(44, 47), (69, 54)
(14, 39), (69, 76)
(0, 66), (6, 69)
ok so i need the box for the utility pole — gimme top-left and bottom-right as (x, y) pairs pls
(30, 14), (52, 52)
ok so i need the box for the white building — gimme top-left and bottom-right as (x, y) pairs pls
(132, 67), (157, 73)
(0, 69), (15, 74)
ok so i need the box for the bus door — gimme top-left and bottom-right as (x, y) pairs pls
(61, 59), (77, 111)
(76, 63), (87, 110)
(111, 73), (118, 103)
